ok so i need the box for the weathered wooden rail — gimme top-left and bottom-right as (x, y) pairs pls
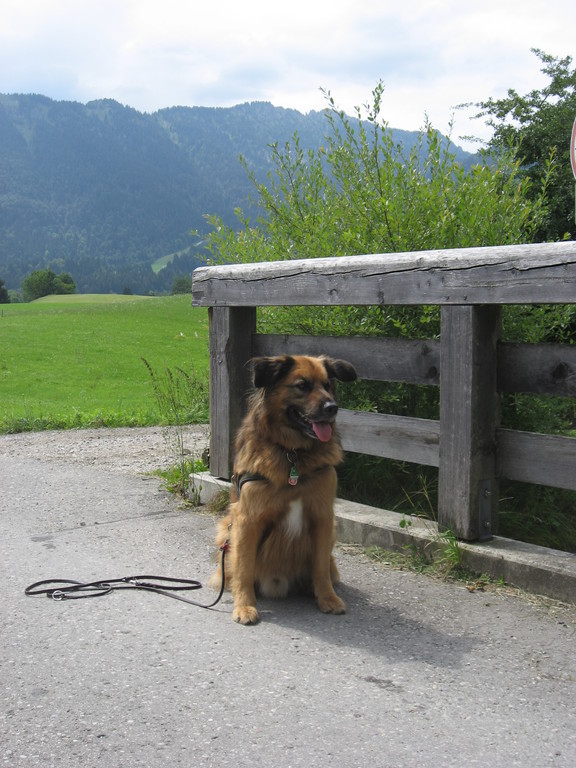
(192, 241), (576, 543)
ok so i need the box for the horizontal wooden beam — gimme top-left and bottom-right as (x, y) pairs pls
(253, 334), (440, 386)
(254, 334), (576, 397)
(337, 414), (576, 493)
(337, 410), (440, 467)
(497, 428), (576, 491)
(192, 242), (576, 307)
(498, 343), (576, 397)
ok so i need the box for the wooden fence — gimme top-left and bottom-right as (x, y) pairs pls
(191, 241), (576, 543)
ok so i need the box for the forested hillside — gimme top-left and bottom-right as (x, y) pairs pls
(0, 94), (474, 294)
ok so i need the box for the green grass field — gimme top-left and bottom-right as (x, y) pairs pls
(0, 294), (210, 432)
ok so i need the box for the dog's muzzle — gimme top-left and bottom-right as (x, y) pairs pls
(287, 402), (338, 442)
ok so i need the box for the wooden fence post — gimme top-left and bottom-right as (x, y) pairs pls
(438, 305), (501, 540)
(208, 306), (256, 479)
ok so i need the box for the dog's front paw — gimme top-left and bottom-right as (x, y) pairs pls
(233, 605), (260, 625)
(317, 593), (346, 615)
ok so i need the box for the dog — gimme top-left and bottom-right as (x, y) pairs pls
(210, 354), (357, 624)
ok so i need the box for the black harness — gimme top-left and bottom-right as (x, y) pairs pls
(232, 472), (268, 498)
(232, 462), (333, 498)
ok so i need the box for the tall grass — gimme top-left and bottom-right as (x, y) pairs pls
(0, 294), (209, 433)
(142, 358), (209, 495)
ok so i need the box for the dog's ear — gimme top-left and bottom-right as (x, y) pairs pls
(323, 357), (358, 383)
(252, 356), (296, 388)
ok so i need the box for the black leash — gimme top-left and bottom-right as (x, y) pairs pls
(24, 542), (229, 609)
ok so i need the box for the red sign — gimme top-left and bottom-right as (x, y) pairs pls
(571, 116), (576, 181)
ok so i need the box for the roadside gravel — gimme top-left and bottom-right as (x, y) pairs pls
(0, 424), (210, 475)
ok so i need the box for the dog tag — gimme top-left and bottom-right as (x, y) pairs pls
(289, 465), (299, 486)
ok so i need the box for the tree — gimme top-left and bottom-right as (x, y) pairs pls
(53, 272), (76, 295)
(21, 269), (57, 302)
(0, 278), (9, 304)
(171, 275), (191, 294)
(468, 48), (576, 241)
(21, 269), (76, 301)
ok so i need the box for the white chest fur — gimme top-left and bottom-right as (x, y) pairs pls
(283, 499), (304, 539)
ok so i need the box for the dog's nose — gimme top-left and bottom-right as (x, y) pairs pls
(323, 401), (338, 417)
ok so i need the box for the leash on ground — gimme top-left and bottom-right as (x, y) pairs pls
(24, 542), (229, 609)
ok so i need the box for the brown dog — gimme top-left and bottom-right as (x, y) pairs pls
(210, 354), (357, 624)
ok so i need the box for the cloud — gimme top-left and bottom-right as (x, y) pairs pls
(0, 0), (574, 147)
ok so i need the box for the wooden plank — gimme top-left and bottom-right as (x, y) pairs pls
(337, 409), (440, 466)
(208, 306), (256, 479)
(438, 306), (501, 540)
(192, 241), (576, 307)
(497, 429), (576, 491)
(253, 334), (440, 385)
(254, 334), (576, 395)
(499, 342), (576, 396)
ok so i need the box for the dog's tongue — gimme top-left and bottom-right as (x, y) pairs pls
(312, 422), (333, 442)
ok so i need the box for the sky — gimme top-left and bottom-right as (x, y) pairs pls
(1, 0), (574, 150)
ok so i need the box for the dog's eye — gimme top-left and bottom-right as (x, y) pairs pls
(294, 379), (312, 392)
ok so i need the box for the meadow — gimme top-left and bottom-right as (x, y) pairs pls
(0, 294), (210, 433)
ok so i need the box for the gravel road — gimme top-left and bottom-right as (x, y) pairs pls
(0, 424), (210, 475)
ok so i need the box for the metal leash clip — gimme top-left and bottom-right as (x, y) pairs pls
(24, 579), (113, 600)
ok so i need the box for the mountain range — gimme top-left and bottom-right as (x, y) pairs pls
(0, 93), (475, 294)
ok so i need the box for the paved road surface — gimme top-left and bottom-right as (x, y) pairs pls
(1, 432), (575, 767)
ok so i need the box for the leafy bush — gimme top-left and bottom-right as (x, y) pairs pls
(21, 268), (76, 301)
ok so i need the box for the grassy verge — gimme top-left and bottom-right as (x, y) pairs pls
(0, 294), (209, 433)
